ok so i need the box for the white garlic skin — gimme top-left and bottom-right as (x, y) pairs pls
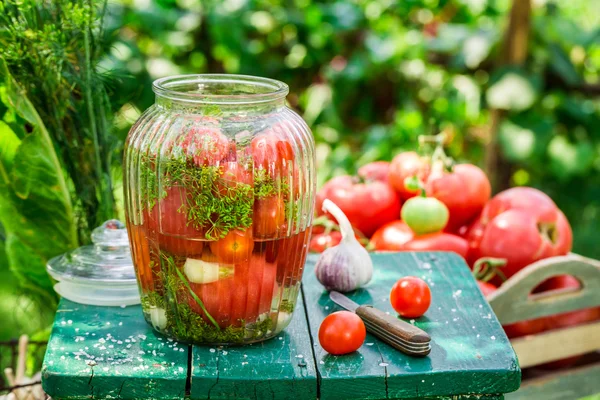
(314, 199), (373, 293)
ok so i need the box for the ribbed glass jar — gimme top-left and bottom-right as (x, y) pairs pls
(123, 75), (315, 345)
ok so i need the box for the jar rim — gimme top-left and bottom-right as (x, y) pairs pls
(152, 74), (289, 105)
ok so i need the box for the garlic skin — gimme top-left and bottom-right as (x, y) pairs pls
(314, 199), (373, 292)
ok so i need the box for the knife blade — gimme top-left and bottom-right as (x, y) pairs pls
(329, 291), (431, 357)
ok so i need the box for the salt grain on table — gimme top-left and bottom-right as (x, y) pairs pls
(491, 336), (496, 340)
(209, 348), (216, 353)
(379, 362), (388, 367)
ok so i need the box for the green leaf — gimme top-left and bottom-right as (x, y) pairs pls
(0, 57), (77, 308)
(548, 44), (581, 85)
(0, 120), (20, 171)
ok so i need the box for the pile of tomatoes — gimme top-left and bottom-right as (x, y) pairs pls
(312, 147), (599, 368)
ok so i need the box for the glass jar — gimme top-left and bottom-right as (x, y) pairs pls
(123, 74), (315, 344)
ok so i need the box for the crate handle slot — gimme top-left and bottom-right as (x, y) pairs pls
(488, 254), (600, 325)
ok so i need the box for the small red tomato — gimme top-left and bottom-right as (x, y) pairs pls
(180, 125), (229, 166)
(319, 311), (366, 355)
(253, 196), (286, 238)
(390, 277), (431, 318)
(389, 152), (429, 200)
(210, 229), (254, 264)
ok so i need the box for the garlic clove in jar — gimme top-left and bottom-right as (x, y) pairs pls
(314, 199), (373, 293)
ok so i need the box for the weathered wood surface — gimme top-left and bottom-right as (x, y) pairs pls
(506, 362), (600, 400)
(42, 252), (521, 399)
(302, 252), (521, 400)
(488, 254), (600, 325)
(189, 290), (317, 400)
(42, 299), (188, 399)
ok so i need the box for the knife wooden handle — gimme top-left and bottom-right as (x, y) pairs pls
(356, 305), (431, 344)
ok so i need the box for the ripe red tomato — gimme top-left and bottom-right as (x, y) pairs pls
(251, 134), (294, 178)
(316, 175), (402, 237)
(146, 186), (205, 256)
(477, 210), (549, 280)
(425, 164), (491, 232)
(210, 229), (254, 264)
(318, 311), (366, 355)
(370, 220), (414, 251)
(217, 161), (253, 196)
(189, 276), (234, 328)
(389, 152), (490, 231)
(400, 233), (468, 259)
(253, 196), (286, 238)
(390, 276), (431, 318)
(358, 161), (391, 182)
(274, 229), (311, 285)
(230, 255), (278, 324)
(480, 187), (558, 224)
(389, 152), (429, 200)
(309, 231), (343, 253)
(477, 280), (497, 297)
(467, 187), (573, 277)
(180, 125), (229, 166)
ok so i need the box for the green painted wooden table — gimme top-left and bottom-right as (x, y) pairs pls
(42, 252), (521, 399)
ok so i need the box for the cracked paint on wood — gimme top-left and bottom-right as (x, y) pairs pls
(42, 300), (188, 399)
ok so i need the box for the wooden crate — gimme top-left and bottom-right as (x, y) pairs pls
(488, 254), (600, 400)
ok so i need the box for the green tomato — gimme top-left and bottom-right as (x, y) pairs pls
(401, 196), (449, 235)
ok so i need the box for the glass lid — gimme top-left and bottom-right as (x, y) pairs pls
(47, 220), (137, 286)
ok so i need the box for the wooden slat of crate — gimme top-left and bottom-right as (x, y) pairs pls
(506, 362), (600, 400)
(511, 321), (600, 368)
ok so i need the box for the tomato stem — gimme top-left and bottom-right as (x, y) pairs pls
(473, 257), (508, 283)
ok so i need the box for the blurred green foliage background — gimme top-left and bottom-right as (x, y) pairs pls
(101, 0), (600, 254)
(0, 0), (599, 344)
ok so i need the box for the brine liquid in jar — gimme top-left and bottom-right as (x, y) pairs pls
(124, 74), (315, 344)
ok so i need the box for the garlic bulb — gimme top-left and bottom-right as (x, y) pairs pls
(314, 199), (373, 292)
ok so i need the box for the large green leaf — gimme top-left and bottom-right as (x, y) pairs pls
(0, 58), (77, 307)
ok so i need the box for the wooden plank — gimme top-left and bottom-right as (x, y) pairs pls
(190, 290), (317, 400)
(510, 321), (600, 368)
(488, 254), (600, 325)
(506, 362), (600, 400)
(303, 252), (521, 400)
(41, 299), (188, 400)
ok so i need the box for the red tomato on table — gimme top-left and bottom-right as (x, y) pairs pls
(319, 311), (366, 355)
(316, 175), (402, 237)
(390, 276), (431, 318)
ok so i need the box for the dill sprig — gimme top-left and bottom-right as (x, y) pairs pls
(0, 0), (118, 243)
